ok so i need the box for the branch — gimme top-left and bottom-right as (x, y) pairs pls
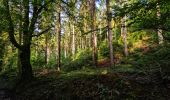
(37, 0), (54, 14)
(29, 0), (38, 35)
(60, 0), (70, 7)
(82, 26), (108, 36)
(32, 27), (51, 37)
(3, 0), (22, 49)
(29, 0), (54, 35)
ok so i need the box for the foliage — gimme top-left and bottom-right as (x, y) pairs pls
(99, 40), (124, 58)
(114, 0), (170, 32)
(31, 52), (46, 69)
(0, 0), (170, 99)
(14, 67), (169, 100)
(62, 49), (93, 72)
(0, 68), (17, 89)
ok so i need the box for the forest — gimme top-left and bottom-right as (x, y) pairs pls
(0, 0), (170, 99)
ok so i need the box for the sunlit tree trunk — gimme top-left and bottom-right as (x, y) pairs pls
(72, 22), (76, 56)
(56, 11), (61, 71)
(156, 0), (163, 44)
(64, 40), (67, 58)
(45, 33), (50, 66)
(79, 1), (86, 50)
(68, 22), (72, 57)
(121, 16), (128, 56)
(90, 0), (98, 67)
(114, 22), (117, 42)
(106, 0), (114, 66)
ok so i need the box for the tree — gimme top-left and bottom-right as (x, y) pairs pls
(71, 19), (76, 56)
(17, 0), (23, 76)
(56, 4), (61, 71)
(117, 0), (170, 42)
(106, 0), (114, 66)
(120, 0), (128, 56)
(3, 0), (53, 81)
(156, 0), (164, 44)
(90, 0), (98, 67)
(45, 33), (50, 65)
(0, 31), (4, 71)
(121, 16), (128, 56)
(0, 3), (6, 71)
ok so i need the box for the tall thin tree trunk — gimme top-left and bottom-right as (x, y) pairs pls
(114, 23), (117, 42)
(64, 42), (67, 58)
(106, 0), (114, 66)
(68, 23), (72, 57)
(45, 33), (50, 66)
(121, 16), (128, 56)
(17, 30), (22, 76)
(72, 22), (76, 56)
(56, 12), (61, 71)
(91, 0), (98, 67)
(18, 0), (22, 76)
(0, 31), (3, 71)
(157, 0), (163, 44)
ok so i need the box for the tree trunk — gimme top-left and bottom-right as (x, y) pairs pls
(17, 28), (22, 77)
(57, 12), (61, 71)
(90, 0), (98, 67)
(72, 23), (76, 56)
(19, 45), (33, 81)
(0, 31), (4, 71)
(17, 0), (22, 76)
(106, 0), (114, 66)
(64, 42), (67, 58)
(157, 0), (163, 44)
(45, 34), (50, 66)
(121, 16), (128, 56)
(114, 23), (117, 42)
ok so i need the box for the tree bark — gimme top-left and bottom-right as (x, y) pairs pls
(17, 0), (23, 77)
(57, 12), (61, 71)
(45, 33), (50, 66)
(72, 22), (76, 56)
(157, 0), (164, 44)
(0, 31), (4, 71)
(90, 0), (98, 67)
(121, 16), (128, 56)
(4, 0), (52, 82)
(3, 0), (33, 81)
(19, 45), (33, 81)
(106, 0), (114, 66)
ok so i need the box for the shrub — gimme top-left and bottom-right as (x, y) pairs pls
(31, 52), (46, 69)
(62, 49), (93, 72)
(99, 40), (124, 59)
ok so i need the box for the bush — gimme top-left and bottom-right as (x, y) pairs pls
(131, 44), (170, 74)
(62, 49), (93, 72)
(31, 52), (46, 69)
(99, 40), (124, 59)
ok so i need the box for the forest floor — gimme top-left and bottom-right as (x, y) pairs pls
(0, 44), (170, 100)
(0, 67), (170, 100)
